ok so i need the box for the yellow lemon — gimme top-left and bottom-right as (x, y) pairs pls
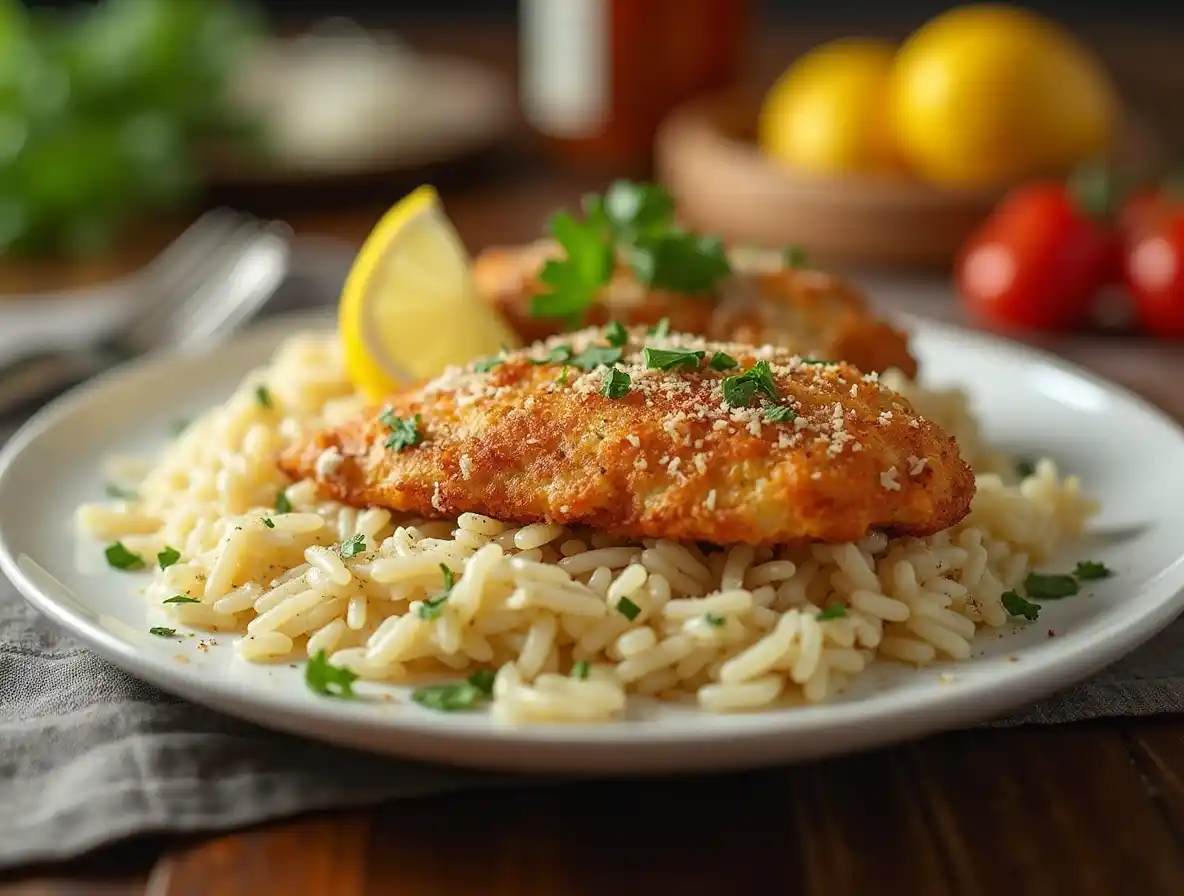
(338, 185), (519, 400)
(759, 38), (901, 176)
(888, 4), (1118, 188)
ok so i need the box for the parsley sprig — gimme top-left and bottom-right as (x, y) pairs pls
(528, 181), (732, 323)
(417, 564), (456, 621)
(380, 411), (422, 452)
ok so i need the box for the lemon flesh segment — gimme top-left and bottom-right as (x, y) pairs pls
(338, 185), (521, 400)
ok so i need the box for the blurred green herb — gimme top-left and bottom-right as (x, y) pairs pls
(0, 0), (263, 258)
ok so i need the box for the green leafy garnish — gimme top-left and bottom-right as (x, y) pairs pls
(604, 320), (628, 347)
(704, 613), (725, 628)
(649, 317), (671, 338)
(473, 355), (503, 373)
(306, 649), (359, 699)
(528, 181), (731, 322)
(418, 565), (456, 621)
(556, 366), (571, 386)
(570, 660), (590, 679)
(149, 627), (177, 638)
(530, 345), (574, 366)
(380, 411), (422, 452)
(642, 347), (705, 371)
(163, 595), (200, 605)
(255, 385), (272, 408)
(1015, 458), (1037, 479)
(105, 542), (145, 571)
(156, 546), (181, 570)
(261, 517), (275, 529)
(529, 209), (615, 322)
(722, 360), (779, 408)
(105, 483), (138, 500)
(1002, 590), (1040, 621)
(709, 351), (738, 371)
(339, 534), (366, 560)
(628, 233), (730, 292)
(275, 491), (293, 514)
(1074, 560), (1113, 581)
(784, 245), (808, 268)
(601, 368), (632, 399)
(1023, 573), (1080, 600)
(569, 344), (623, 371)
(411, 668), (497, 712)
(816, 604), (847, 621)
(798, 358), (839, 366)
(616, 596), (641, 621)
(764, 405), (798, 423)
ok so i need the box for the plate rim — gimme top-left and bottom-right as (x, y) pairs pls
(2, 310), (1184, 773)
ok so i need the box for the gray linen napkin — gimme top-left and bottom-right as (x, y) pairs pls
(1, 251), (1182, 869)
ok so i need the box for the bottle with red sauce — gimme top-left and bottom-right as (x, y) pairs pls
(520, 0), (751, 175)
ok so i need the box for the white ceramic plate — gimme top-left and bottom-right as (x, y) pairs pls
(2, 312), (1183, 775)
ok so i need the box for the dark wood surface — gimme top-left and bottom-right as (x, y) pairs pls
(4, 20), (1184, 896)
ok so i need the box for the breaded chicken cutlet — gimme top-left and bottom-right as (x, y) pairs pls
(281, 326), (972, 545)
(473, 239), (919, 379)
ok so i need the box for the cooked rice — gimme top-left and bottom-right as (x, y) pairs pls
(75, 333), (1099, 723)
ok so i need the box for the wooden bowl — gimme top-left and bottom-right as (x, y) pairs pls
(655, 89), (1164, 270)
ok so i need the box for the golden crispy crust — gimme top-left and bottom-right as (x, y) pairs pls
(280, 326), (972, 545)
(471, 241), (920, 379)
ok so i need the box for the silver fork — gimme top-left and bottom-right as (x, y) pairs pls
(0, 211), (292, 418)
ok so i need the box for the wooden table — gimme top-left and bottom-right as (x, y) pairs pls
(4, 21), (1184, 896)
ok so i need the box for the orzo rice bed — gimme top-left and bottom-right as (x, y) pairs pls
(75, 332), (1099, 724)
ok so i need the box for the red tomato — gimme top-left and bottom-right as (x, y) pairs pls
(956, 182), (1121, 332)
(1120, 186), (1184, 239)
(1124, 210), (1184, 338)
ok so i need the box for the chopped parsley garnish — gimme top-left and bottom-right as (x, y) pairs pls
(784, 245), (808, 268)
(380, 411), (422, 452)
(163, 595), (200, 604)
(570, 344), (623, 371)
(798, 358), (838, 366)
(722, 360), (779, 408)
(473, 355), (503, 373)
(528, 181), (730, 322)
(604, 319), (628, 347)
(261, 517), (275, 529)
(530, 344), (574, 366)
(556, 365), (570, 386)
(255, 385), (272, 408)
(156, 546), (181, 569)
(1015, 458), (1037, 479)
(1002, 590), (1040, 621)
(570, 660), (590, 679)
(601, 367), (632, 399)
(709, 351), (738, 371)
(275, 490), (293, 514)
(649, 317), (671, 338)
(105, 542), (145, 571)
(1023, 572), (1079, 600)
(764, 405), (798, 423)
(417, 564), (456, 621)
(105, 483), (138, 501)
(816, 604), (847, 621)
(149, 626), (177, 637)
(1074, 560), (1113, 580)
(616, 596), (641, 621)
(168, 418), (191, 438)
(305, 649), (359, 699)
(411, 668), (496, 712)
(704, 613), (725, 628)
(642, 347), (705, 371)
(339, 534), (366, 559)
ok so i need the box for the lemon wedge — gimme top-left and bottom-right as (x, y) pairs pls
(338, 185), (520, 399)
